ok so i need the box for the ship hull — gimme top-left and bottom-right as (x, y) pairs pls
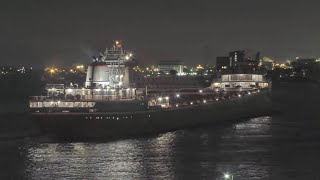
(32, 91), (272, 140)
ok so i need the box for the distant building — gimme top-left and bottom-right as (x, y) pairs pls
(216, 56), (230, 71)
(291, 58), (317, 79)
(229, 50), (246, 68)
(261, 61), (273, 71)
(216, 50), (260, 73)
(158, 60), (184, 75)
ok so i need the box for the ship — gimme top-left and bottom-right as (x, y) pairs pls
(29, 41), (272, 140)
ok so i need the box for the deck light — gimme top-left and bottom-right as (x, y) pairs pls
(224, 173), (233, 180)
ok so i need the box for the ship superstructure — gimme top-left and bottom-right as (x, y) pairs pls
(85, 41), (133, 89)
(29, 41), (140, 112)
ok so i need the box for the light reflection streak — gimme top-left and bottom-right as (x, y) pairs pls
(217, 116), (272, 179)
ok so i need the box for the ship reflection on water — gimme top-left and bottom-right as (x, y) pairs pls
(21, 116), (272, 179)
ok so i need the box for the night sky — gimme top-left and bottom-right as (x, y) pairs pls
(1, 0), (319, 67)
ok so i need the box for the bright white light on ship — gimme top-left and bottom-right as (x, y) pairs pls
(199, 90), (203, 93)
(129, 53), (133, 57)
(165, 96), (169, 100)
(224, 173), (232, 179)
(238, 94), (241, 97)
(95, 89), (101, 92)
(50, 101), (53, 104)
(57, 101), (60, 103)
(158, 97), (163, 101)
(67, 89), (72, 93)
(119, 82), (123, 86)
(190, 102), (193, 105)
(248, 92), (251, 95)
(125, 55), (129, 60)
(176, 94), (180, 98)
(216, 98), (219, 101)
(203, 100), (206, 103)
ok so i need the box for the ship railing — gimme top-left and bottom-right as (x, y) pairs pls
(29, 96), (51, 101)
(29, 95), (142, 102)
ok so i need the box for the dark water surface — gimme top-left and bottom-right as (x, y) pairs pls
(1, 82), (320, 179)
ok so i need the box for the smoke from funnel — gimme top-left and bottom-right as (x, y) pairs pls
(80, 44), (97, 60)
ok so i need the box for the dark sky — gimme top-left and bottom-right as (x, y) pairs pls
(1, 0), (319, 67)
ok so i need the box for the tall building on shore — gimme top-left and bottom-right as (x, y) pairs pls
(216, 56), (230, 71)
(216, 50), (260, 73)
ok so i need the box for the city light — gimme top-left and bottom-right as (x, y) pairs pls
(76, 65), (84, 69)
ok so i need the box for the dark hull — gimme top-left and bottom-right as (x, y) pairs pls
(32, 92), (272, 140)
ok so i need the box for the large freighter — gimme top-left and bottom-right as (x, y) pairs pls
(29, 42), (272, 140)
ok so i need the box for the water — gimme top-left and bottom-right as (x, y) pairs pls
(1, 82), (320, 179)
